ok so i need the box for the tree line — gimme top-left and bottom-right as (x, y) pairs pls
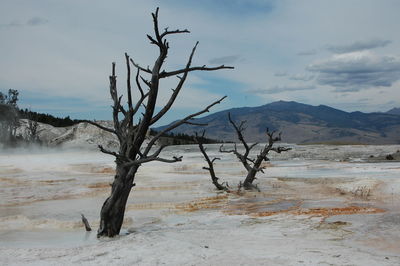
(19, 109), (83, 127)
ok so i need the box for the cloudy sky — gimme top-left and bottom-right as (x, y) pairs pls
(1, 0), (399, 125)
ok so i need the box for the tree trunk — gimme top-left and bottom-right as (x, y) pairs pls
(243, 168), (257, 189)
(97, 165), (138, 237)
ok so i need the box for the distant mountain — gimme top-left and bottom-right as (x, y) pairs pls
(387, 107), (400, 115)
(156, 101), (400, 144)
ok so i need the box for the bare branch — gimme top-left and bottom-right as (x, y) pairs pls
(130, 58), (152, 74)
(125, 155), (182, 167)
(160, 65), (234, 78)
(160, 28), (190, 39)
(195, 131), (229, 191)
(146, 34), (159, 45)
(151, 7), (162, 43)
(249, 142), (259, 151)
(83, 120), (116, 134)
(151, 41), (201, 125)
(228, 113), (250, 151)
(98, 145), (127, 162)
(143, 96), (227, 155)
(271, 146), (292, 153)
(130, 69), (150, 116)
(219, 144), (235, 154)
(135, 69), (145, 98)
(140, 76), (151, 88)
(184, 121), (208, 126)
(81, 214), (91, 232)
(125, 53), (133, 113)
(211, 157), (220, 163)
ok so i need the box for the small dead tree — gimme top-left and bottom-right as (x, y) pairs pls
(27, 114), (39, 143)
(195, 131), (229, 191)
(87, 8), (233, 237)
(0, 89), (19, 145)
(220, 113), (291, 190)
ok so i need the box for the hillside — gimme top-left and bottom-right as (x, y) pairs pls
(13, 120), (218, 149)
(387, 107), (400, 115)
(16, 119), (119, 149)
(156, 101), (400, 144)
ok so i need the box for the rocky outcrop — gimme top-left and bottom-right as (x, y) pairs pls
(16, 119), (118, 150)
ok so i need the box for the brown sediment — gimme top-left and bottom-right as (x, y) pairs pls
(227, 198), (302, 217)
(40, 178), (76, 184)
(0, 177), (28, 185)
(88, 182), (110, 189)
(175, 194), (229, 212)
(87, 181), (200, 191)
(126, 202), (177, 210)
(0, 167), (23, 175)
(292, 206), (385, 218)
(68, 163), (115, 174)
(1, 194), (78, 207)
(175, 191), (385, 221)
(260, 162), (272, 168)
(91, 167), (115, 174)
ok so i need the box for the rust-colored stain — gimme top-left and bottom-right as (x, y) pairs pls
(88, 182), (110, 189)
(176, 194), (229, 212)
(92, 167), (115, 174)
(126, 202), (177, 210)
(292, 206), (385, 218)
(223, 197), (302, 217)
(176, 193), (385, 220)
(40, 178), (76, 184)
(68, 163), (115, 174)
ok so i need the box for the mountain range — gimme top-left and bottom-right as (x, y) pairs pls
(387, 107), (400, 116)
(156, 101), (400, 144)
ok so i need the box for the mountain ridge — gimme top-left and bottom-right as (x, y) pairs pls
(156, 101), (400, 144)
(387, 107), (400, 115)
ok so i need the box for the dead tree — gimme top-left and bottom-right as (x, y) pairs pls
(0, 89), (19, 145)
(195, 131), (229, 191)
(87, 8), (233, 237)
(27, 114), (39, 143)
(220, 113), (290, 190)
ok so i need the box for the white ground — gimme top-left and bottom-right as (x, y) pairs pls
(0, 144), (400, 265)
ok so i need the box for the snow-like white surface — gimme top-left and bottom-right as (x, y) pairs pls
(0, 144), (400, 265)
(16, 119), (119, 150)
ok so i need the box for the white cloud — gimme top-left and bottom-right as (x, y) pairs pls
(1, 0), (400, 120)
(326, 39), (392, 54)
(289, 74), (314, 81)
(307, 51), (400, 91)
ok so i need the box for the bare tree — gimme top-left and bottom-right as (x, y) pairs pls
(27, 112), (39, 143)
(195, 131), (229, 191)
(87, 8), (233, 237)
(0, 89), (19, 145)
(220, 113), (291, 190)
